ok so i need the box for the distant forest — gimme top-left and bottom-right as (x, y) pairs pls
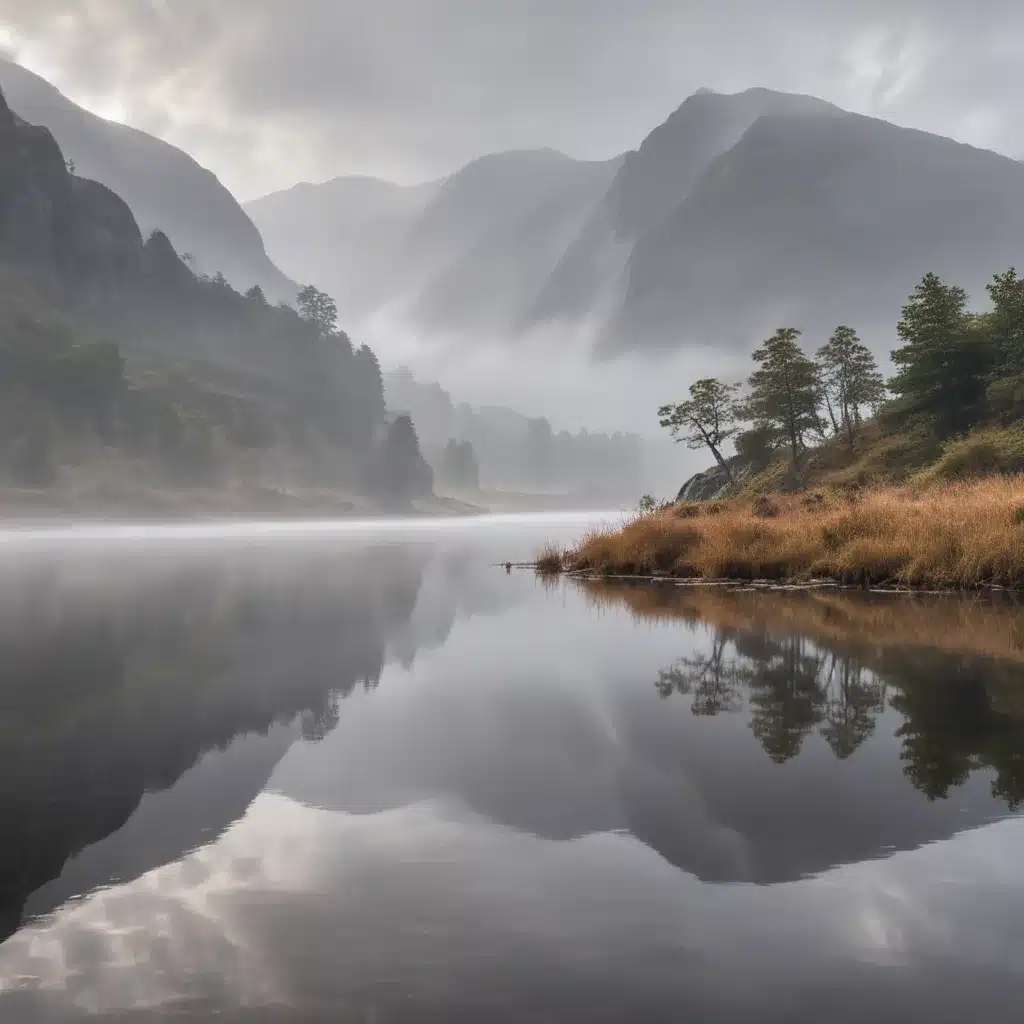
(385, 367), (647, 496)
(0, 83), (437, 505)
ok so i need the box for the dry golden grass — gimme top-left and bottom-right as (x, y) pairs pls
(535, 543), (565, 575)
(547, 477), (1024, 589)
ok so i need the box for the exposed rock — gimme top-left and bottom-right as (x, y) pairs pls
(1, 85), (148, 292)
(0, 58), (296, 300)
(677, 463), (734, 502)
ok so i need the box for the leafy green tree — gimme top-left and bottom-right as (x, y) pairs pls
(889, 273), (994, 436)
(733, 423), (781, 471)
(816, 326), (885, 448)
(659, 377), (741, 481)
(296, 284), (339, 339)
(745, 328), (820, 469)
(245, 285), (267, 305)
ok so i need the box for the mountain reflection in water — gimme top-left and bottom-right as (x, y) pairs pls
(0, 530), (1022, 1022)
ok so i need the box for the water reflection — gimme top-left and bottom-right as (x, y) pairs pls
(0, 539), (530, 946)
(629, 584), (1024, 806)
(1, 542), (1024, 1020)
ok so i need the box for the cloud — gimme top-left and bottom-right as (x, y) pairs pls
(0, 2), (1022, 199)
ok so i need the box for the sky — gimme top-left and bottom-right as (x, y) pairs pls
(0, 0), (1023, 200)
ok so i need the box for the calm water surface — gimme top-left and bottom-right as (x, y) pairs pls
(1, 514), (1023, 1022)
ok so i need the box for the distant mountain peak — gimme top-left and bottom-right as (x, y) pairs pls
(0, 58), (295, 300)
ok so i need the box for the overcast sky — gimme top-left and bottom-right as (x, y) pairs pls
(0, 1), (1021, 200)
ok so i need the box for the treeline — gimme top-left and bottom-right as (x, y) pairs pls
(0, 274), (433, 500)
(385, 367), (645, 495)
(0, 85), (434, 503)
(660, 268), (1024, 478)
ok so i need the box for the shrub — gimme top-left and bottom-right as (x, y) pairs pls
(536, 545), (564, 574)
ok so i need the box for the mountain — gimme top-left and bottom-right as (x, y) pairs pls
(247, 148), (622, 334)
(248, 174), (439, 318)
(0, 58), (295, 300)
(248, 86), (1024, 359)
(0, 83), (440, 507)
(530, 87), (840, 336)
(606, 103), (1024, 354)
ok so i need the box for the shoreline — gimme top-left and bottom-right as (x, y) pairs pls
(534, 478), (1024, 592)
(0, 486), (627, 523)
(0, 487), (486, 522)
(541, 570), (1024, 596)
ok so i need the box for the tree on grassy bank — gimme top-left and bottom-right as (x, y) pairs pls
(658, 265), (1024, 488)
(659, 378), (741, 481)
(744, 329), (821, 469)
(889, 273), (992, 437)
(816, 326), (885, 448)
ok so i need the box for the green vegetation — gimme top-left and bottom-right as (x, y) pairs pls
(659, 267), (1024, 493)
(659, 378), (740, 480)
(816, 326), (885, 448)
(0, 273), (434, 511)
(545, 267), (1024, 589)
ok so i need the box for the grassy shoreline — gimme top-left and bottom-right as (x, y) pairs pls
(537, 478), (1024, 590)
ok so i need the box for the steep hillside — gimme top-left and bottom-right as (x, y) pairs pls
(247, 149), (621, 331)
(529, 87), (837, 327)
(248, 86), (1024, 363)
(0, 59), (295, 300)
(408, 152), (621, 336)
(247, 175), (438, 317)
(607, 107), (1024, 353)
(0, 84), (437, 508)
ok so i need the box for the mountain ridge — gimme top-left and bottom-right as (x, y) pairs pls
(0, 58), (296, 300)
(246, 85), (1024, 360)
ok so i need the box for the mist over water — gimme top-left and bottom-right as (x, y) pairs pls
(0, 517), (1022, 1021)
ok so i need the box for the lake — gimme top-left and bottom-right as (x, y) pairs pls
(1, 514), (1023, 1022)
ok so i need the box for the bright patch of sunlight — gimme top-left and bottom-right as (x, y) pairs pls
(74, 93), (129, 125)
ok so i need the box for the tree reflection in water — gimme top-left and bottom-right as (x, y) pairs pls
(636, 585), (1024, 807)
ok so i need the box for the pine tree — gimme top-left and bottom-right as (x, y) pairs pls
(816, 326), (885, 448)
(745, 328), (820, 468)
(889, 273), (994, 436)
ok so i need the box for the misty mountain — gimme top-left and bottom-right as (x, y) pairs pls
(0, 58), (295, 300)
(248, 174), (438, 318)
(531, 87), (841, 338)
(0, 83), (438, 505)
(248, 86), (1024, 358)
(606, 103), (1024, 354)
(248, 148), (621, 334)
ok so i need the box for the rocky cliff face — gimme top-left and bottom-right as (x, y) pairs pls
(0, 85), (169, 296)
(0, 59), (295, 300)
(676, 463), (734, 502)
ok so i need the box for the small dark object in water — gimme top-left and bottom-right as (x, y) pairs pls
(505, 562), (512, 574)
